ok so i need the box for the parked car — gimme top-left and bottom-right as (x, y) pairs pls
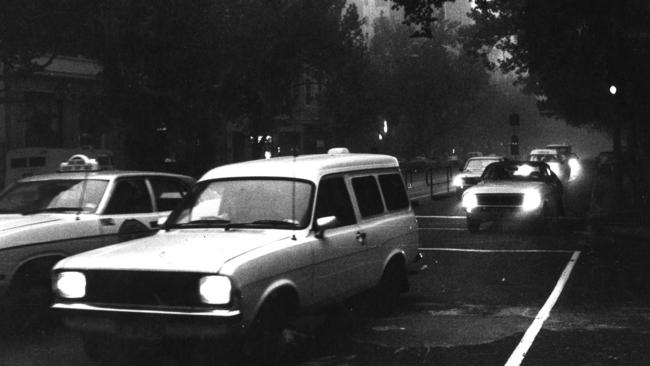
(52, 148), (422, 364)
(461, 160), (563, 233)
(0, 154), (194, 328)
(453, 155), (507, 199)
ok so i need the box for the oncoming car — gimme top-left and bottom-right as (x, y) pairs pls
(0, 154), (194, 328)
(452, 155), (506, 199)
(529, 148), (571, 181)
(51, 149), (422, 364)
(461, 161), (563, 233)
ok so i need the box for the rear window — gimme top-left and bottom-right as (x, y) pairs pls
(378, 173), (409, 211)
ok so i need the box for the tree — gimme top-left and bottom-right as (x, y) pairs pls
(1, 0), (366, 174)
(361, 16), (491, 158)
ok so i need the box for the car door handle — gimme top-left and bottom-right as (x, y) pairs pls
(356, 231), (366, 244)
(100, 218), (116, 226)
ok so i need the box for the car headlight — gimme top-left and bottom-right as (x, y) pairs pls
(199, 275), (232, 305)
(54, 271), (86, 299)
(522, 189), (543, 211)
(452, 174), (464, 187)
(461, 192), (478, 212)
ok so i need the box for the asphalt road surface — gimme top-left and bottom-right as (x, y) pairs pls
(3, 165), (650, 365)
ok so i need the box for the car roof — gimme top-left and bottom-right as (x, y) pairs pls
(467, 155), (504, 161)
(17, 170), (195, 183)
(530, 148), (558, 155)
(200, 153), (399, 183)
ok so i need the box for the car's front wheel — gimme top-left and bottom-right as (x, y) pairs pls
(237, 295), (289, 366)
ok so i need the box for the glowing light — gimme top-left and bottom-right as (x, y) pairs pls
(609, 85), (617, 95)
(383, 120), (388, 134)
(461, 193), (478, 212)
(521, 189), (542, 211)
(378, 133), (383, 141)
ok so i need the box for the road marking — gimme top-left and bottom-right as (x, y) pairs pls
(504, 250), (581, 366)
(417, 215), (466, 219)
(418, 247), (576, 254)
(419, 227), (466, 231)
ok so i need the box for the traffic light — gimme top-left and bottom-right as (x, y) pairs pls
(510, 135), (519, 155)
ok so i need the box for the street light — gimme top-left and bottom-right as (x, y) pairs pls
(383, 120), (388, 135)
(609, 85), (618, 95)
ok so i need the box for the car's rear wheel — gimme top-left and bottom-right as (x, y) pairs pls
(467, 217), (481, 233)
(373, 259), (408, 317)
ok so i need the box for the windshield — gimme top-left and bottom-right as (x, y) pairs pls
(529, 154), (559, 163)
(167, 178), (313, 230)
(0, 179), (109, 214)
(482, 164), (545, 182)
(464, 159), (499, 171)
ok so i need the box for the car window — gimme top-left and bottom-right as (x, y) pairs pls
(169, 178), (312, 228)
(150, 178), (190, 212)
(314, 176), (356, 226)
(378, 173), (409, 211)
(351, 175), (384, 217)
(104, 179), (153, 214)
(0, 179), (108, 214)
(482, 163), (544, 182)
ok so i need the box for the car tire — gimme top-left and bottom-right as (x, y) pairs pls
(372, 259), (408, 317)
(541, 203), (559, 233)
(237, 296), (288, 366)
(467, 218), (481, 233)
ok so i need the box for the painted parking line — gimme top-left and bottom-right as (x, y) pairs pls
(504, 250), (581, 366)
(416, 215), (466, 219)
(418, 247), (576, 254)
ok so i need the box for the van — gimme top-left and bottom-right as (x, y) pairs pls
(53, 148), (422, 364)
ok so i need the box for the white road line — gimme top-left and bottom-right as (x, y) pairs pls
(419, 227), (466, 231)
(504, 250), (581, 366)
(418, 247), (576, 254)
(416, 215), (466, 219)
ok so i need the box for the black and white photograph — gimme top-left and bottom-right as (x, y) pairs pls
(0, 0), (649, 365)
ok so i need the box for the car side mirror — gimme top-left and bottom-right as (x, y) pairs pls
(315, 216), (338, 239)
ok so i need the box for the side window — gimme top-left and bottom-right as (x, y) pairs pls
(314, 177), (356, 227)
(104, 179), (153, 214)
(351, 175), (384, 217)
(378, 173), (409, 211)
(150, 179), (189, 212)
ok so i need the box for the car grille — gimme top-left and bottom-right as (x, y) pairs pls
(476, 193), (523, 206)
(83, 270), (205, 308)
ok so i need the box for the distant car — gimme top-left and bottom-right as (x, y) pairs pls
(545, 144), (572, 155)
(529, 148), (571, 181)
(461, 161), (563, 233)
(52, 149), (422, 364)
(452, 155), (507, 199)
(466, 151), (483, 159)
(0, 154), (194, 328)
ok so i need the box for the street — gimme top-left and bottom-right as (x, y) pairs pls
(2, 164), (650, 366)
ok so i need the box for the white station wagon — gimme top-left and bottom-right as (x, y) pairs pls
(0, 154), (194, 329)
(52, 149), (421, 364)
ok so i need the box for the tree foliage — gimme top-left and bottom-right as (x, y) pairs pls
(392, 0), (650, 136)
(0, 0), (365, 172)
(363, 17), (491, 158)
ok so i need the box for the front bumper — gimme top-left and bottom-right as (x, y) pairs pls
(53, 302), (242, 340)
(466, 206), (543, 222)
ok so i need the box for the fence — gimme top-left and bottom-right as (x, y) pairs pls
(402, 166), (453, 199)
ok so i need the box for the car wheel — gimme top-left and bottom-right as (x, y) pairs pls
(237, 296), (288, 366)
(541, 203), (559, 233)
(467, 218), (481, 233)
(373, 259), (407, 317)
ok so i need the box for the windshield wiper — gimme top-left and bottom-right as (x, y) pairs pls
(225, 220), (299, 231)
(21, 207), (85, 215)
(169, 218), (231, 228)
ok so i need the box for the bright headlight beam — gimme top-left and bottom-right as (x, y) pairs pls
(55, 271), (86, 299)
(199, 275), (232, 305)
(462, 193), (478, 212)
(452, 175), (464, 187)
